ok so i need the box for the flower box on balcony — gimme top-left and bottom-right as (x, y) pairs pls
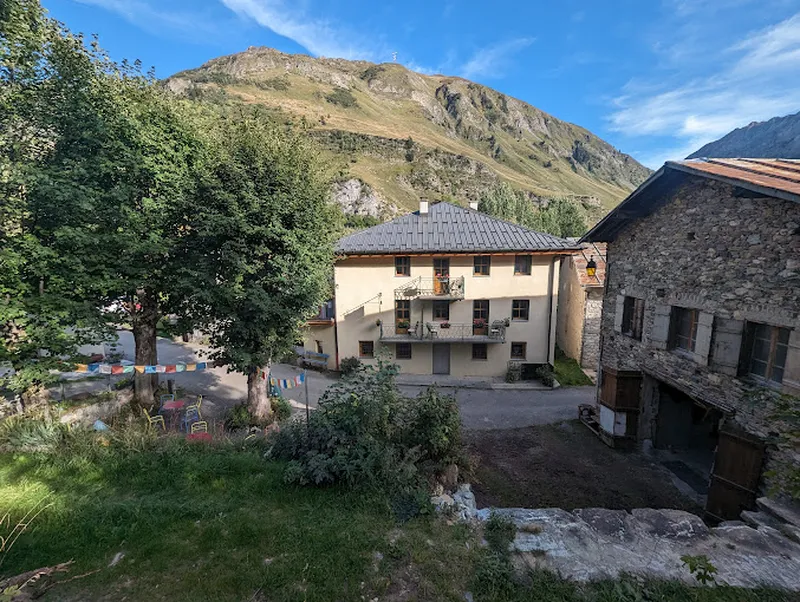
(396, 320), (410, 335)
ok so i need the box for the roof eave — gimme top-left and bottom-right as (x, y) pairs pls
(335, 248), (582, 257)
(580, 165), (668, 243)
(665, 160), (800, 205)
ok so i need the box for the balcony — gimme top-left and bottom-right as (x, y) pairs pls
(380, 321), (506, 343)
(307, 300), (335, 325)
(395, 276), (465, 301)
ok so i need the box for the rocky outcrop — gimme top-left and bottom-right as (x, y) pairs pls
(331, 179), (395, 217)
(476, 506), (800, 589)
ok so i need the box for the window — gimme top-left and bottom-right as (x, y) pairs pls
(743, 323), (790, 384)
(315, 340), (323, 354)
(433, 300), (450, 321)
(395, 300), (410, 324)
(510, 342), (527, 360)
(671, 307), (698, 352)
(512, 299), (530, 321)
(359, 341), (374, 358)
(433, 257), (450, 278)
(622, 296), (645, 341)
(472, 343), (488, 360)
(514, 255), (532, 275)
(473, 255), (491, 276)
(473, 300), (489, 321)
(395, 342), (412, 360)
(395, 256), (411, 277)
(474, 300), (489, 334)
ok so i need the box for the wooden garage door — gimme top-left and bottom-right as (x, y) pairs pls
(705, 424), (765, 522)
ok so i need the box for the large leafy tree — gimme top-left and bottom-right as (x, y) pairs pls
(190, 112), (341, 421)
(2, 0), (212, 406)
(1, 0), (110, 405)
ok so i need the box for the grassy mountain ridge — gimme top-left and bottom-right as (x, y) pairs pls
(166, 47), (650, 216)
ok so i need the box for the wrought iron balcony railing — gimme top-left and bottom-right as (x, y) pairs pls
(380, 321), (506, 343)
(394, 276), (465, 300)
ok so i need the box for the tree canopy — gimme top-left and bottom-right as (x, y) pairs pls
(478, 182), (587, 238)
(189, 111), (341, 419)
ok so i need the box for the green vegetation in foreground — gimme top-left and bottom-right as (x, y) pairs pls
(0, 443), (794, 602)
(554, 348), (594, 387)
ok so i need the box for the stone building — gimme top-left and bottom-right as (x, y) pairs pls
(582, 158), (800, 521)
(556, 242), (606, 370)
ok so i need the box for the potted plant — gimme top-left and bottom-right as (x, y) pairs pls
(439, 321), (451, 329)
(396, 319), (410, 335)
(473, 318), (488, 335)
(375, 318), (382, 327)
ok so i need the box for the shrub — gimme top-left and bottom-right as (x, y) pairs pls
(0, 413), (71, 453)
(325, 87), (358, 108)
(339, 356), (363, 376)
(535, 365), (555, 387)
(271, 396), (292, 422)
(224, 403), (252, 430)
(269, 360), (462, 489)
(505, 363), (521, 383)
(484, 512), (516, 555)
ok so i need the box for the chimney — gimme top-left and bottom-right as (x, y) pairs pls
(469, 201), (479, 210)
(419, 198), (429, 215)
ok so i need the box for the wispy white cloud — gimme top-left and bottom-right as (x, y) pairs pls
(219, 0), (377, 60)
(609, 11), (800, 167)
(73, 0), (224, 40)
(459, 37), (535, 79)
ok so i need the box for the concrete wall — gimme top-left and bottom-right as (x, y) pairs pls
(556, 256), (585, 363)
(599, 177), (800, 444)
(301, 324), (337, 370)
(334, 254), (560, 377)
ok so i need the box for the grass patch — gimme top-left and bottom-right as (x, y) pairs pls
(0, 441), (794, 601)
(553, 348), (593, 386)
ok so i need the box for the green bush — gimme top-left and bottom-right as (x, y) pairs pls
(325, 87), (358, 108)
(535, 365), (555, 387)
(484, 512), (516, 555)
(269, 360), (462, 489)
(339, 356), (363, 376)
(0, 413), (71, 452)
(271, 396), (292, 422)
(224, 403), (252, 430)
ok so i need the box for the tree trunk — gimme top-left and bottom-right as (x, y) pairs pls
(247, 364), (273, 424)
(131, 290), (159, 409)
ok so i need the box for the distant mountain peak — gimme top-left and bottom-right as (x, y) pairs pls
(687, 111), (800, 160)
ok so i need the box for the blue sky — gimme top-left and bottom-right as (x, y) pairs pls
(46, 0), (800, 168)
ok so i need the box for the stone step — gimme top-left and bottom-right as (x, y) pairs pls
(741, 510), (783, 530)
(756, 497), (800, 529)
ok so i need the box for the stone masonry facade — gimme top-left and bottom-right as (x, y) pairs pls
(581, 288), (603, 369)
(600, 176), (800, 443)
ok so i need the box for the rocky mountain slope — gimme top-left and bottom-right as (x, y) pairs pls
(166, 47), (650, 218)
(688, 111), (800, 160)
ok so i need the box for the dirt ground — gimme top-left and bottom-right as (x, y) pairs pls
(465, 420), (702, 513)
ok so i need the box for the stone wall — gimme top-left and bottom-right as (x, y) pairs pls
(600, 176), (800, 442)
(580, 288), (603, 369)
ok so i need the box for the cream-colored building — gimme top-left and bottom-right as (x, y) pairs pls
(305, 200), (578, 377)
(556, 242), (606, 370)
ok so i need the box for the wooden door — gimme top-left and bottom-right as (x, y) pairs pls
(705, 423), (765, 522)
(432, 344), (450, 375)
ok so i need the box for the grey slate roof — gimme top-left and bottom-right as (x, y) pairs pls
(337, 202), (579, 255)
